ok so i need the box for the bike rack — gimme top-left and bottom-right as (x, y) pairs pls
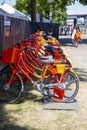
(43, 98), (79, 110)
(43, 88), (80, 110)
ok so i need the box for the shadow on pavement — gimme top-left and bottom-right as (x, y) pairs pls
(73, 68), (87, 82)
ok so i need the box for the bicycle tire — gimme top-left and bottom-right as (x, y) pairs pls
(43, 70), (79, 103)
(0, 65), (23, 103)
(73, 41), (78, 47)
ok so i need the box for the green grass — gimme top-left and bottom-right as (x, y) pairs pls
(0, 74), (87, 130)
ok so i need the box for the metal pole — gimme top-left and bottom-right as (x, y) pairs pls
(49, 1), (52, 22)
(48, 0), (53, 23)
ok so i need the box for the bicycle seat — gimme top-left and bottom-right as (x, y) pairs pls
(44, 45), (54, 53)
(40, 55), (53, 60)
(40, 55), (54, 64)
(40, 59), (54, 64)
(52, 46), (59, 49)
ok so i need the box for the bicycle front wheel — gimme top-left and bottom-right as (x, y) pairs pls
(0, 65), (23, 103)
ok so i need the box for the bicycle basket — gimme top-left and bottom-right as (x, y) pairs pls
(1, 47), (19, 64)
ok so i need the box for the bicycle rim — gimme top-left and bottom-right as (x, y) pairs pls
(0, 65), (22, 103)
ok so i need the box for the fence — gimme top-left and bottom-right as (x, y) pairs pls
(0, 15), (59, 60)
(30, 21), (59, 39)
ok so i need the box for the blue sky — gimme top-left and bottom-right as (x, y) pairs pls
(0, 0), (16, 5)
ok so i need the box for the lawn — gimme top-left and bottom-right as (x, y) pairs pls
(0, 71), (87, 130)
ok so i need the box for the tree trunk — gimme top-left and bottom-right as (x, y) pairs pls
(30, 0), (36, 21)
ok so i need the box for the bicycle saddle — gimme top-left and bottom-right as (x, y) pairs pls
(44, 45), (54, 53)
(40, 58), (54, 64)
(40, 55), (54, 64)
(40, 55), (53, 60)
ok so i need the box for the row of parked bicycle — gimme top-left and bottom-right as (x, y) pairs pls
(0, 31), (79, 103)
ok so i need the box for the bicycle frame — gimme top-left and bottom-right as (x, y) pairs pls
(2, 34), (72, 86)
(0, 30), (79, 103)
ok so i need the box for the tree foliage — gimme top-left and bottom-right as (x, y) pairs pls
(36, 0), (73, 25)
(79, 0), (87, 5)
(15, 0), (30, 14)
(52, 0), (72, 25)
(15, 0), (87, 25)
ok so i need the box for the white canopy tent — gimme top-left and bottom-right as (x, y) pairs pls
(0, 4), (30, 20)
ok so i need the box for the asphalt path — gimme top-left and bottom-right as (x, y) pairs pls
(59, 35), (87, 72)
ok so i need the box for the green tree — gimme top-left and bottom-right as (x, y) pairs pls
(52, 0), (72, 25)
(15, 0), (30, 15)
(79, 0), (87, 5)
(14, 0), (76, 25)
(36, 0), (49, 22)
(15, 0), (36, 21)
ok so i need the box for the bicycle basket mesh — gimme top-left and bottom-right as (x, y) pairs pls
(1, 47), (19, 64)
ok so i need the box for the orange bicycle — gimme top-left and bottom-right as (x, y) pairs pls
(0, 43), (79, 103)
(72, 31), (82, 47)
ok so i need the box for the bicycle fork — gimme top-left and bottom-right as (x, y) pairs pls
(3, 69), (24, 92)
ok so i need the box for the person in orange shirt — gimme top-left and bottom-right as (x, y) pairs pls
(72, 26), (82, 47)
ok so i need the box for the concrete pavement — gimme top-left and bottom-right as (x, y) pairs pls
(59, 34), (87, 82)
(59, 35), (87, 71)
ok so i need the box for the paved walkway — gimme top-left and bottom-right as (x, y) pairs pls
(59, 34), (87, 82)
(59, 35), (87, 71)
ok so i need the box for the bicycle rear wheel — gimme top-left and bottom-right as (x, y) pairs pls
(0, 65), (23, 103)
(43, 70), (79, 102)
